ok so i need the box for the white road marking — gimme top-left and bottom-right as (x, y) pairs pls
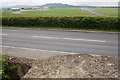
(0, 34), (8, 36)
(11, 30), (19, 31)
(2, 45), (77, 54)
(33, 36), (106, 43)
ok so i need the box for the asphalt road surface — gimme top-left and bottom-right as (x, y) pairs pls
(12, 11), (26, 14)
(81, 8), (108, 16)
(1, 28), (118, 57)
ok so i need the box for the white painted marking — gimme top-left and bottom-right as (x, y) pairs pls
(11, 30), (19, 31)
(0, 34), (8, 36)
(33, 36), (106, 43)
(89, 54), (101, 57)
(2, 45), (77, 54)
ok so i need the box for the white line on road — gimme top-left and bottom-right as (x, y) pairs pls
(11, 30), (19, 31)
(33, 36), (106, 43)
(0, 34), (8, 36)
(2, 45), (77, 54)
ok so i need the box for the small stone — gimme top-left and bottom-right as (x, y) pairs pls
(107, 63), (112, 66)
(9, 57), (13, 60)
(34, 66), (38, 69)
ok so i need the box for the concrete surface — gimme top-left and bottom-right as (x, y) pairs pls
(2, 46), (71, 60)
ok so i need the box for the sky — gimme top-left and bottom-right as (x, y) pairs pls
(0, 0), (119, 7)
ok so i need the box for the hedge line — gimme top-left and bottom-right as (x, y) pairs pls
(2, 16), (119, 30)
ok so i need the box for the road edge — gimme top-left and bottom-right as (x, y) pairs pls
(1, 27), (119, 34)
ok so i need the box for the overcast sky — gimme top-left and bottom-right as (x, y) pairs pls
(0, 0), (119, 7)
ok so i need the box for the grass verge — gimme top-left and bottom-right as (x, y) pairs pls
(1, 26), (120, 32)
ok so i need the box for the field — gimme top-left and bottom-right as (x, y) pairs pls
(2, 8), (92, 17)
(2, 8), (118, 17)
(91, 8), (118, 16)
(0, 11), (2, 17)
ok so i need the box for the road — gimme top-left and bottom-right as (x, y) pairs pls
(1, 28), (118, 57)
(81, 8), (108, 16)
(12, 11), (26, 14)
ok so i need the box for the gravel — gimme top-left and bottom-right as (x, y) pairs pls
(23, 53), (119, 78)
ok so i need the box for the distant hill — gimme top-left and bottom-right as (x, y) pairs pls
(2, 3), (119, 8)
(2, 3), (74, 8)
(39, 3), (74, 8)
(35, 3), (119, 8)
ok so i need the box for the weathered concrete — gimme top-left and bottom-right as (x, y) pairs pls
(2, 46), (74, 60)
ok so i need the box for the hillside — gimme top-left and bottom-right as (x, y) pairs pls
(40, 3), (74, 8)
(2, 3), (118, 8)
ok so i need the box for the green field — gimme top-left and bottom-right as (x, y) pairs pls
(2, 8), (118, 17)
(2, 8), (92, 17)
(91, 8), (118, 16)
(0, 11), (2, 17)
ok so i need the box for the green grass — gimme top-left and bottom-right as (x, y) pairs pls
(0, 12), (1, 15)
(91, 8), (118, 16)
(1, 26), (119, 32)
(23, 8), (92, 16)
(2, 8), (118, 17)
(2, 8), (92, 17)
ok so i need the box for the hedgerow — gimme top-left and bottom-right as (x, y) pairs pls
(2, 16), (119, 31)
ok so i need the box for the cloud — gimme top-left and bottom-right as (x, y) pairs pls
(1, 0), (119, 2)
